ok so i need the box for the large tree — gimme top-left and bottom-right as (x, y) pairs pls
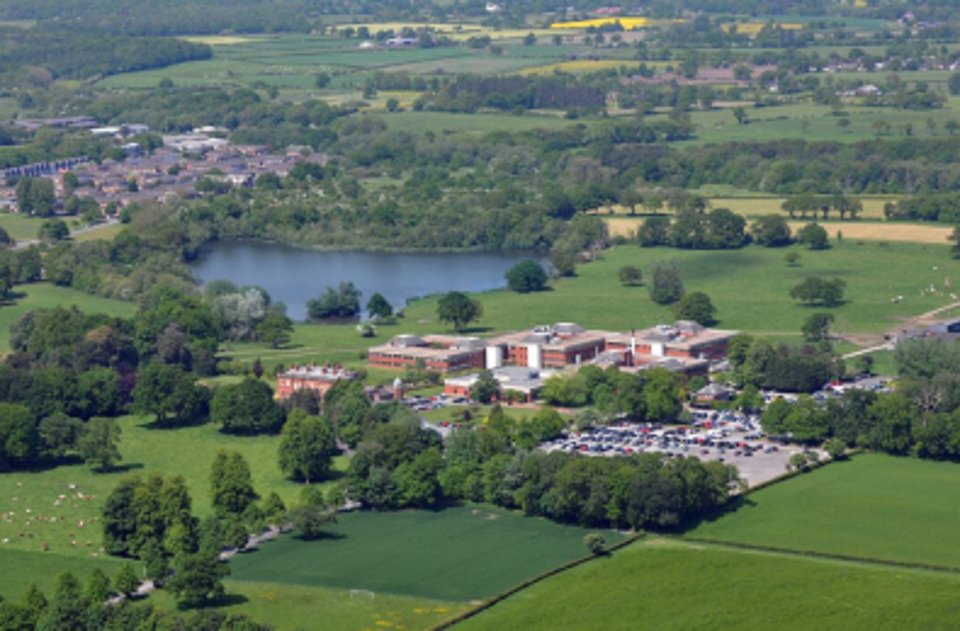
(437, 291), (483, 332)
(210, 378), (284, 434)
(649, 261), (684, 305)
(210, 450), (259, 517)
(255, 312), (293, 349)
(307, 282), (361, 320)
(278, 410), (337, 483)
(790, 276), (846, 307)
(77, 417), (122, 471)
(505, 259), (548, 293)
(673, 291), (716, 325)
(132, 363), (210, 427)
(365, 292), (393, 320)
(165, 550), (229, 608)
(751, 214), (792, 247)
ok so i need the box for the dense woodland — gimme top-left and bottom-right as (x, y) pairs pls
(0, 30), (211, 83)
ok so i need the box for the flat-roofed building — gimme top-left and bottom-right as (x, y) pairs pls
(488, 323), (611, 369)
(443, 366), (556, 402)
(367, 334), (487, 372)
(605, 321), (736, 363)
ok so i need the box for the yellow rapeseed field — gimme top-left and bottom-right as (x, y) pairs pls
(722, 22), (805, 35)
(549, 17), (653, 30)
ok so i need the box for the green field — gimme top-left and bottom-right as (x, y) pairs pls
(147, 580), (468, 631)
(0, 414), (342, 558)
(0, 548), (123, 600)
(0, 212), (47, 242)
(230, 505), (625, 601)
(688, 454), (960, 569)
(456, 538), (960, 630)
(0, 283), (136, 350)
(671, 98), (960, 146)
(400, 241), (957, 337)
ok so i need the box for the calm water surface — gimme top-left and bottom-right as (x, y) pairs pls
(190, 241), (537, 320)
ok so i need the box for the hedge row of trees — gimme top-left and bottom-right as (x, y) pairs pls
(0, 570), (270, 630)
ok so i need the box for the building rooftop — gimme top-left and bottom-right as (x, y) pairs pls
(280, 363), (357, 381)
(445, 366), (557, 392)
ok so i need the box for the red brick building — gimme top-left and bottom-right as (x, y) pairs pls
(275, 363), (359, 400)
(367, 334), (487, 373)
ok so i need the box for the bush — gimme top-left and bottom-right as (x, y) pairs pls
(584, 533), (607, 555)
(505, 259), (548, 293)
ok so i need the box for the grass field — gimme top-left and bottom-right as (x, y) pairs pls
(0, 414), (344, 558)
(671, 99), (960, 146)
(0, 548), (123, 600)
(456, 537), (960, 630)
(371, 110), (579, 134)
(401, 241), (960, 337)
(688, 454), (960, 569)
(0, 212), (47, 242)
(201, 580), (468, 631)
(229, 505), (624, 601)
(0, 283), (136, 350)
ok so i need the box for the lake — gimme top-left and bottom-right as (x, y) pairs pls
(190, 241), (537, 321)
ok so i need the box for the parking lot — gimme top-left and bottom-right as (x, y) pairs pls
(541, 410), (813, 487)
(408, 394), (821, 487)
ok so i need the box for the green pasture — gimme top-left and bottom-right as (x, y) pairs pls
(674, 99), (960, 146)
(456, 537), (960, 630)
(229, 505), (624, 601)
(688, 454), (960, 569)
(371, 110), (580, 134)
(0, 212), (47, 242)
(97, 33), (568, 92)
(0, 548), (123, 600)
(168, 580), (469, 631)
(402, 241), (959, 337)
(0, 283), (136, 351)
(0, 414), (347, 558)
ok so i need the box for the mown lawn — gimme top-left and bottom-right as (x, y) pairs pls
(229, 505), (625, 601)
(687, 454), (960, 569)
(456, 538), (960, 630)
